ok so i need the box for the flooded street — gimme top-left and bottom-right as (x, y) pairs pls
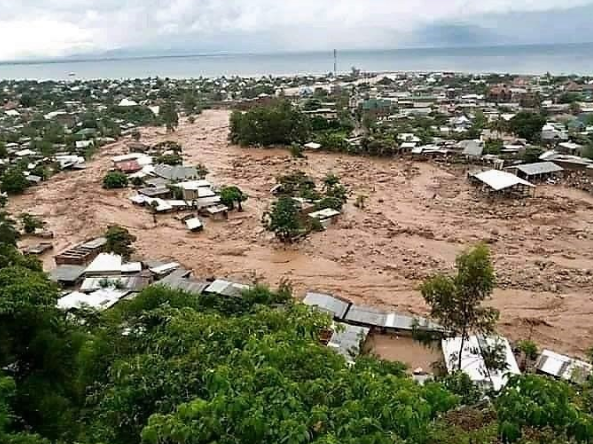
(9, 110), (593, 357)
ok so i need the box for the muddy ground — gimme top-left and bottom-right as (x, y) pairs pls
(9, 110), (593, 358)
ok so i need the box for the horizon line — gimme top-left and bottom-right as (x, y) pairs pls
(1, 41), (593, 67)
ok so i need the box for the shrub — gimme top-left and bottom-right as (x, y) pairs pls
(102, 171), (129, 189)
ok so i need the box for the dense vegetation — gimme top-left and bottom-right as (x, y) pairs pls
(0, 220), (593, 443)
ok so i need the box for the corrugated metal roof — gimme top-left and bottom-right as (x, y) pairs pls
(344, 305), (388, 328)
(80, 276), (150, 293)
(49, 265), (86, 283)
(154, 164), (198, 181)
(204, 279), (250, 297)
(303, 292), (351, 319)
(157, 273), (209, 295)
(328, 323), (370, 364)
(536, 349), (592, 385)
(514, 162), (564, 176)
(442, 335), (520, 392)
(472, 170), (534, 191)
(84, 253), (122, 275)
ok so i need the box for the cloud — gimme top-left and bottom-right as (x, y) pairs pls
(1, 0), (592, 60)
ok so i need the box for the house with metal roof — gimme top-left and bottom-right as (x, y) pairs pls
(204, 279), (251, 298)
(535, 349), (592, 385)
(154, 164), (199, 181)
(327, 323), (370, 365)
(507, 161), (564, 181)
(469, 169), (535, 197)
(303, 292), (351, 320)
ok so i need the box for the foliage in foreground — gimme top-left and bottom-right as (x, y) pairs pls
(0, 240), (593, 444)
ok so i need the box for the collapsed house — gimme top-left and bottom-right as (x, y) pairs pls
(535, 349), (593, 385)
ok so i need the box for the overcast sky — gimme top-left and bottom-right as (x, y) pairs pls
(1, 0), (593, 60)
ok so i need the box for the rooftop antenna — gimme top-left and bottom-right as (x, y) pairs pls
(333, 49), (337, 78)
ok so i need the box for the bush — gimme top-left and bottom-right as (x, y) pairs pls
(102, 171), (129, 189)
(104, 225), (136, 259)
(1, 168), (29, 195)
(157, 153), (183, 166)
(20, 213), (43, 234)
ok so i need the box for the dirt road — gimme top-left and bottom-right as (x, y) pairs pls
(9, 110), (593, 357)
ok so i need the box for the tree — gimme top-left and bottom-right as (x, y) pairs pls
(148, 201), (159, 225)
(230, 100), (311, 146)
(1, 168), (29, 195)
(104, 225), (136, 259)
(265, 196), (302, 242)
(183, 93), (198, 115)
(0, 142), (8, 159)
(131, 130), (141, 141)
(421, 244), (499, 370)
(289, 143), (305, 158)
(194, 163), (209, 179)
(484, 139), (503, 155)
(152, 141), (182, 154)
(509, 112), (546, 143)
(161, 100), (179, 132)
(102, 171), (129, 189)
(522, 146), (544, 164)
(157, 153), (182, 166)
(19, 213), (43, 234)
(0, 212), (19, 246)
(517, 339), (539, 371)
(219, 186), (248, 211)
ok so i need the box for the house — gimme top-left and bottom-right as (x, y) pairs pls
(558, 141), (584, 156)
(541, 124), (569, 142)
(203, 279), (251, 298)
(535, 349), (592, 385)
(308, 208), (340, 229)
(49, 264), (86, 286)
(175, 180), (214, 201)
(326, 323), (370, 365)
(118, 98), (138, 107)
(303, 292), (351, 320)
(442, 335), (521, 391)
(80, 275), (150, 293)
(84, 253), (123, 276)
(57, 289), (129, 311)
(184, 216), (204, 232)
(76, 140), (94, 150)
(488, 84), (512, 103)
(156, 269), (209, 295)
(154, 164), (199, 181)
(203, 204), (228, 221)
(54, 237), (107, 266)
(507, 162), (563, 181)
(469, 170), (535, 197)
(458, 140), (484, 158)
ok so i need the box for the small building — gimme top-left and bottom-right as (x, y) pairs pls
(156, 269), (209, 295)
(308, 208), (340, 229)
(175, 180), (214, 201)
(138, 186), (170, 199)
(327, 323), (370, 365)
(80, 275), (150, 293)
(204, 279), (251, 298)
(184, 216), (204, 232)
(558, 141), (584, 156)
(203, 204), (229, 221)
(535, 349), (592, 385)
(469, 170), (535, 197)
(57, 289), (129, 311)
(303, 291), (351, 320)
(304, 142), (322, 150)
(442, 335), (521, 392)
(84, 253), (123, 277)
(54, 237), (107, 266)
(154, 164), (199, 181)
(508, 162), (563, 181)
(458, 140), (484, 158)
(49, 264), (86, 286)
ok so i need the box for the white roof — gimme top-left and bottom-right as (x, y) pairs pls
(121, 262), (142, 273)
(84, 253), (123, 275)
(185, 217), (203, 231)
(76, 140), (94, 149)
(401, 142), (417, 148)
(559, 142), (583, 150)
(149, 262), (180, 275)
(442, 335), (520, 391)
(112, 153), (153, 166)
(176, 180), (212, 190)
(44, 110), (67, 120)
(144, 198), (173, 212)
(118, 98), (138, 107)
(304, 142), (322, 149)
(57, 289), (128, 311)
(129, 194), (147, 205)
(473, 170), (534, 191)
(309, 208), (341, 220)
(15, 149), (35, 157)
(149, 105), (160, 116)
(5, 110), (20, 117)
(537, 349), (592, 384)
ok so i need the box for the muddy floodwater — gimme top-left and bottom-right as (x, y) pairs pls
(9, 110), (593, 358)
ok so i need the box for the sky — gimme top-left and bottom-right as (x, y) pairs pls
(1, 0), (593, 61)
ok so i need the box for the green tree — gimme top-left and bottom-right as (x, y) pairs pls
(0, 212), (19, 246)
(103, 171), (129, 189)
(230, 100), (311, 146)
(517, 339), (539, 371)
(219, 186), (248, 211)
(19, 213), (43, 234)
(104, 225), (136, 259)
(265, 196), (302, 242)
(0, 142), (8, 159)
(1, 168), (29, 195)
(183, 93), (198, 115)
(522, 146), (544, 164)
(195, 163), (209, 179)
(157, 153), (183, 166)
(161, 100), (179, 132)
(421, 244), (499, 370)
(509, 112), (546, 143)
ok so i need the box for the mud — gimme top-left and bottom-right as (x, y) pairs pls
(9, 110), (593, 358)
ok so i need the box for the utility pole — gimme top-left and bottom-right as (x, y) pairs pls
(333, 49), (337, 78)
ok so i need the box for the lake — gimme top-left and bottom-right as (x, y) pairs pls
(1, 43), (593, 80)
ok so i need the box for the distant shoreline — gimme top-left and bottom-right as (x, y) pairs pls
(2, 42), (592, 67)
